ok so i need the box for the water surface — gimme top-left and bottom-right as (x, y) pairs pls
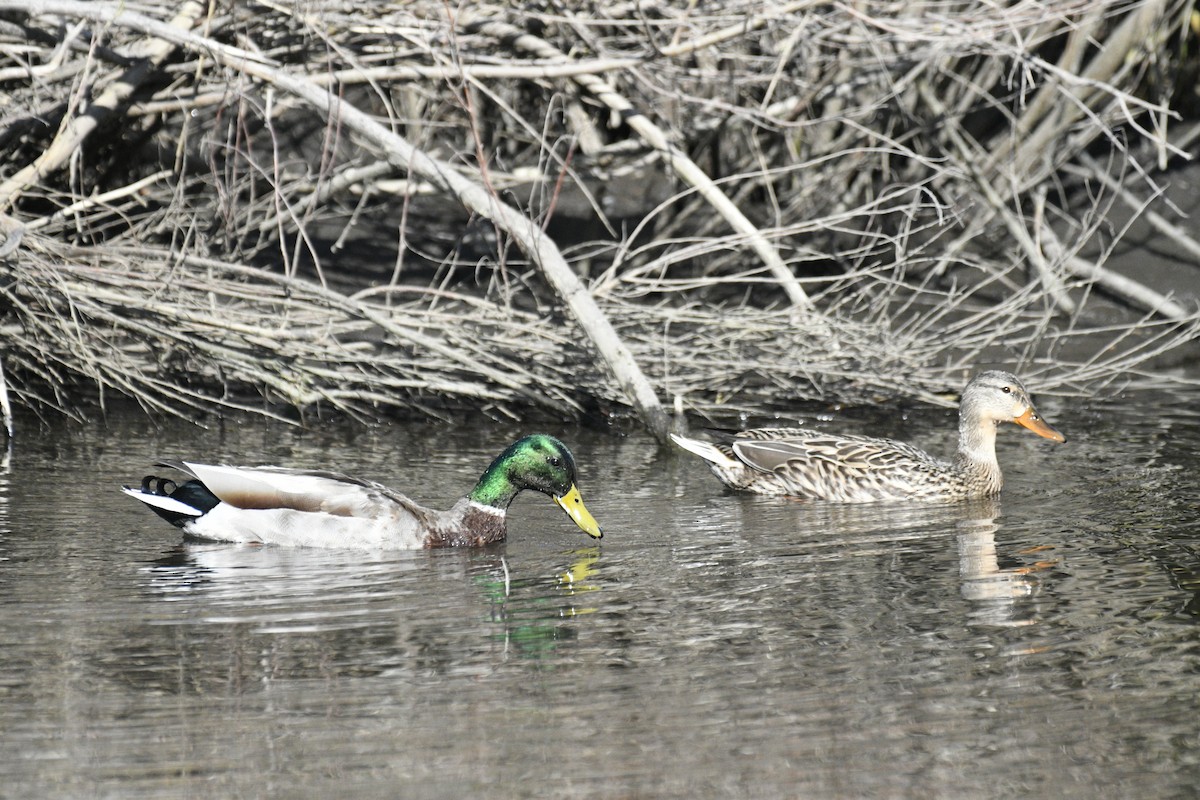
(1, 394), (1198, 798)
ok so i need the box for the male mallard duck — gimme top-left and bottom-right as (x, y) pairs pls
(671, 371), (1064, 502)
(123, 434), (602, 548)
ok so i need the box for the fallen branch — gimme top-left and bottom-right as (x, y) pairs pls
(1061, 255), (1192, 320)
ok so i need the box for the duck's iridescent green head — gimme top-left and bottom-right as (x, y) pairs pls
(469, 434), (603, 539)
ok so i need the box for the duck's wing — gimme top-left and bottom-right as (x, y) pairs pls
(729, 428), (948, 501)
(731, 429), (936, 474)
(671, 427), (821, 468)
(180, 462), (430, 520)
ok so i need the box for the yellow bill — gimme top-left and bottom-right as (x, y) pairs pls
(553, 484), (603, 539)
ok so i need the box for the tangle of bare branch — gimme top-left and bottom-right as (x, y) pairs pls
(0, 0), (1196, 432)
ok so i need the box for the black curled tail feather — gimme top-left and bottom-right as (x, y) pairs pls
(137, 475), (221, 528)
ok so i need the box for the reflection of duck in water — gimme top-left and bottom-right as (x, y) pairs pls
(947, 497), (1059, 632)
(480, 548), (602, 603)
(558, 547), (602, 599)
(672, 371), (1064, 502)
(123, 435), (602, 549)
(478, 548), (604, 660)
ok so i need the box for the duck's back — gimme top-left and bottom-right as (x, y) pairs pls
(723, 427), (964, 502)
(178, 463), (451, 548)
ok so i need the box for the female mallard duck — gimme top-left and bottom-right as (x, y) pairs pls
(123, 434), (602, 548)
(671, 371), (1064, 502)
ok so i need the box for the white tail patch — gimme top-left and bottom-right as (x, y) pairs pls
(121, 486), (204, 518)
(669, 434), (742, 469)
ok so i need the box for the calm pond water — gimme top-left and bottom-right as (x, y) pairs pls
(1, 390), (1198, 799)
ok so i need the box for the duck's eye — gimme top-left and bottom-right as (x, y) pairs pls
(548, 456), (562, 468)
(1001, 386), (1011, 394)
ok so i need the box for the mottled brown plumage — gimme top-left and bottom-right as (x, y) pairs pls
(672, 371), (1065, 502)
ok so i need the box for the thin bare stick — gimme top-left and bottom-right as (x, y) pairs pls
(25, 169), (172, 231)
(920, 83), (1076, 315)
(459, 11), (817, 312)
(1069, 153), (1200, 267)
(989, 0), (1173, 187)
(0, 358), (12, 440)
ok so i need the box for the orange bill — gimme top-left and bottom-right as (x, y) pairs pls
(1014, 408), (1066, 443)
